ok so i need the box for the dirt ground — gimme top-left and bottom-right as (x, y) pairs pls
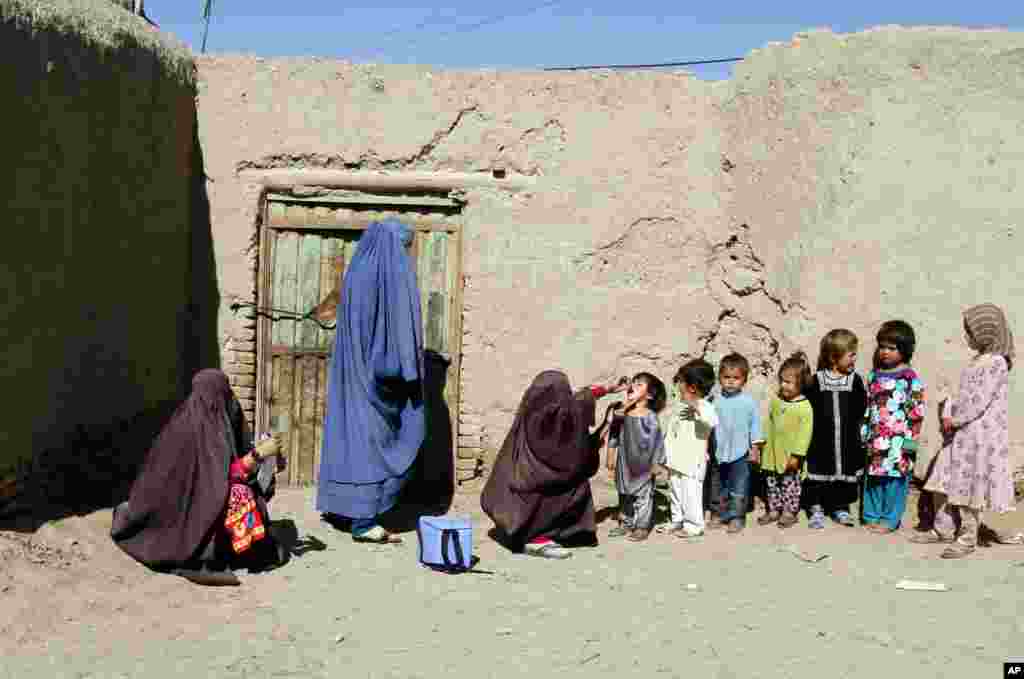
(2, 475), (1022, 679)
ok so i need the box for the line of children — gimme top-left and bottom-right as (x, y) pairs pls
(600, 303), (1015, 558)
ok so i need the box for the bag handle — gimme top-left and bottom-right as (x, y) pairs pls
(440, 528), (466, 570)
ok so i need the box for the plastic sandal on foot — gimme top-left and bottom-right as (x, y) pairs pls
(525, 542), (571, 559)
(908, 531), (953, 544)
(352, 526), (402, 544)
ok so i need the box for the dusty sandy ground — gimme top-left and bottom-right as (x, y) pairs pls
(2, 474), (1022, 679)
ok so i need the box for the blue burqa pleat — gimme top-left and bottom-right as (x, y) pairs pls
(316, 219), (425, 519)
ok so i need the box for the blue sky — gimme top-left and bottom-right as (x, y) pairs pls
(154, 1), (1023, 80)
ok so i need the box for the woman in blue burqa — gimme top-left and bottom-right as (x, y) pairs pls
(317, 218), (425, 544)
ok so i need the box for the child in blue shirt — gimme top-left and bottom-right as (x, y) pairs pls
(708, 353), (765, 534)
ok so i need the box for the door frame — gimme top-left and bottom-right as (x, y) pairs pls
(254, 191), (464, 486)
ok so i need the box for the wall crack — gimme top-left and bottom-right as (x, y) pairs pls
(234, 104), (482, 174)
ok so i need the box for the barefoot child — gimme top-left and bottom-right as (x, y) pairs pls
(803, 330), (869, 529)
(606, 373), (668, 542)
(862, 321), (926, 533)
(758, 351), (814, 528)
(708, 353), (764, 534)
(660, 360), (718, 540)
(912, 304), (1014, 558)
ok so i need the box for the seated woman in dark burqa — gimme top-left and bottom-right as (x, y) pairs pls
(482, 371), (625, 559)
(111, 369), (285, 586)
(317, 218), (426, 544)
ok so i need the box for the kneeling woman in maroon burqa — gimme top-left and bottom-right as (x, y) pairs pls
(482, 371), (624, 559)
(111, 370), (285, 585)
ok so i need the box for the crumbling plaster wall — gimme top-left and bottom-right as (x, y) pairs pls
(196, 25), (1024, 485)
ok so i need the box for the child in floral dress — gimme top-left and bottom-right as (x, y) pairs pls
(912, 304), (1015, 558)
(861, 321), (926, 533)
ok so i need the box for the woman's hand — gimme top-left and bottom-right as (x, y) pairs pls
(785, 455), (801, 473)
(607, 377), (629, 394)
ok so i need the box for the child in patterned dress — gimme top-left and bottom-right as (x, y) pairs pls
(912, 304), (1015, 558)
(758, 351), (814, 528)
(861, 321), (926, 533)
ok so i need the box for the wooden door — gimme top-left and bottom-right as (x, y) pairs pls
(259, 218), (461, 490)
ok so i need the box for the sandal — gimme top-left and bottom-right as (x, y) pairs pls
(908, 531), (953, 545)
(940, 542), (975, 559)
(173, 567), (241, 587)
(524, 542), (571, 559)
(994, 532), (1024, 545)
(352, 526), (403, 544)
(626, 528), (651, 542)
(833, 511), (856, 527)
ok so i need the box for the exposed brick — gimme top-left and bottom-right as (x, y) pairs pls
(236, 352), (257, 365)
(230, 374), (256, 387)
(232, 340), (257, 352)
(456, 462), (480, 476)
(457, 435), (481, 448)
(457, 447), (482, 459)
(233, 387), (256, 399)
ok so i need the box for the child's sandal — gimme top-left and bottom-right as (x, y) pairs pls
(626, 528), (651, 542)
(940, 543), (975, 559)
(777, 512), (798, 529)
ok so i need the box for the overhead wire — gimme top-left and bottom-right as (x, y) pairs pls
(544, 57), (744, 71)
(361, 0), (573, 59)
(362, 3), (744, 73)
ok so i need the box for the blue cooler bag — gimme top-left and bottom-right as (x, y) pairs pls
(417, 516), (473, 572)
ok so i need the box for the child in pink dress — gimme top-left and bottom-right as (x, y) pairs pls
(912, 304), (1015, 558)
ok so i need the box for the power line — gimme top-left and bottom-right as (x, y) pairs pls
(544, 57), (743, 71)
(377, 0), (572, 49)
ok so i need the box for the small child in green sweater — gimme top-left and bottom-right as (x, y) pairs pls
(758, 351), (815, 528)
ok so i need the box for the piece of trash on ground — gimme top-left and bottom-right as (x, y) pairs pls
(781, 545), (829, 563)
(683, 583), (699, 591)
(895, 580), (948, 592)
